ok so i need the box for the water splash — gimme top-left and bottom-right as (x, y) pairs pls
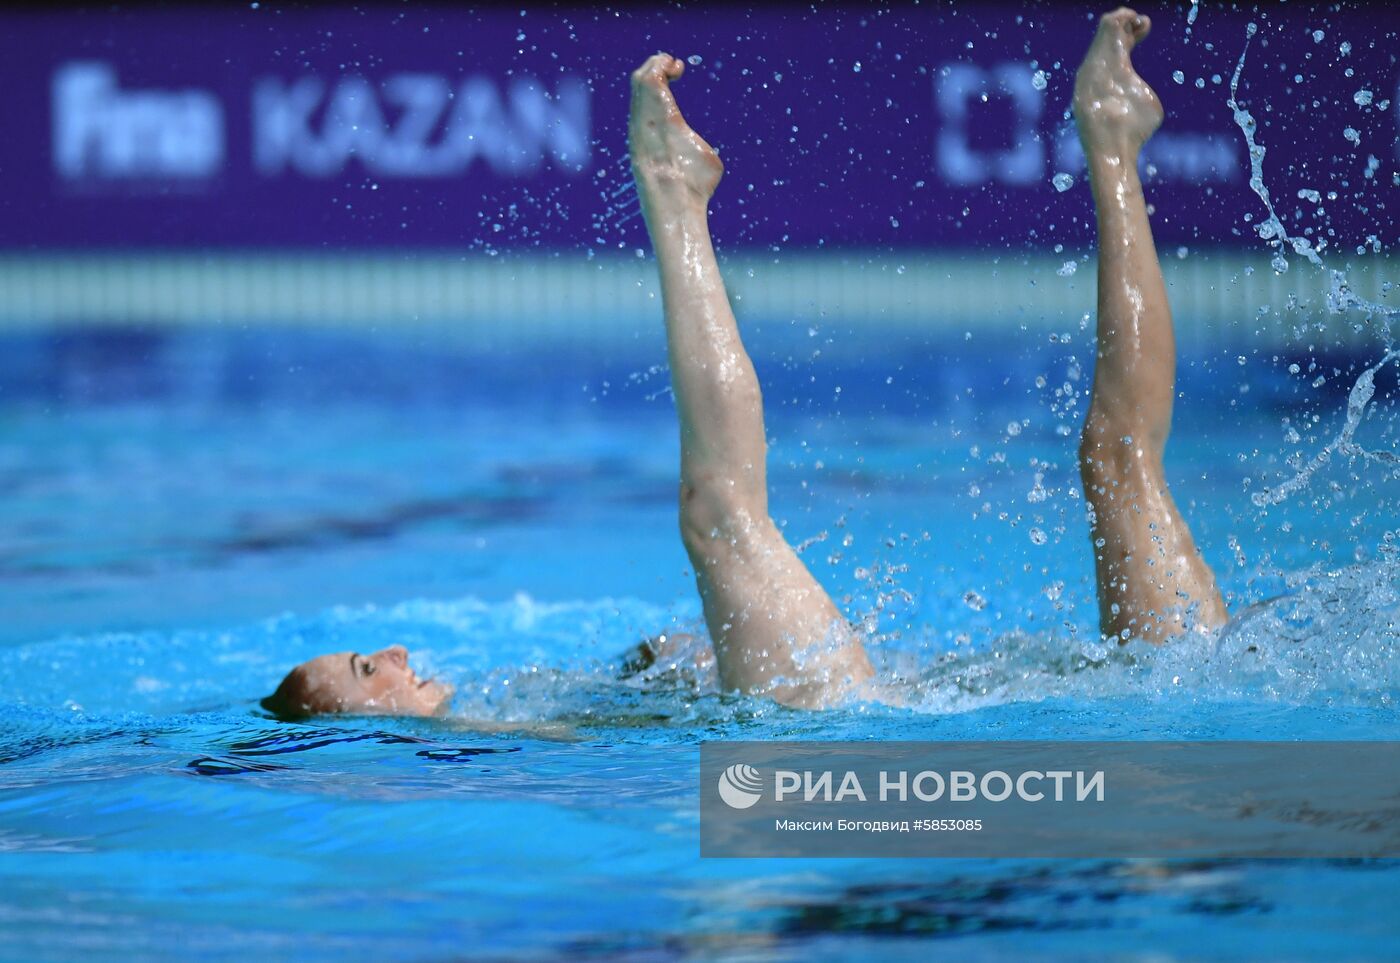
(890, 549), (1400, 714)
(1227, 20), (1400, 506)
(1227, 23), (1323, 275)
(589, 154), (644, 251)
(1253, 348), (1400, 506)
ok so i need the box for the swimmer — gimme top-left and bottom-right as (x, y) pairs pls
(1072, 7), (1228, 643)
(259, 634), (711, 720)
(260, 7), (1227, 718)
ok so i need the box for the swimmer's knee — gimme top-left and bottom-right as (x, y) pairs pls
(1078, 432), (1120, 494)
(678, 478), (762, 554)
(678, 481), (728, 550)
(1079, 416), (1165, 487)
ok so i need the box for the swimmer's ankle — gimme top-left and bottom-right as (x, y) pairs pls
(633, 162), (715, 207)
(1085, 150), (1144, 189)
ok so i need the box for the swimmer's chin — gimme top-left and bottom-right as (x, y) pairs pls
(358, 679), (455, 718)
(421, 679), (455, 717)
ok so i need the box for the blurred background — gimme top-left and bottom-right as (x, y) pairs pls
(4, 6), (1400, 959)
(1, 2), (1395, 646)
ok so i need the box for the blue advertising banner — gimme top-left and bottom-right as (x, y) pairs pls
(0, 2), (1394, 251)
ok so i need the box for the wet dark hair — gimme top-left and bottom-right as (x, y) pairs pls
(259, 665), (331, 720)
(259, 692), (311, 720)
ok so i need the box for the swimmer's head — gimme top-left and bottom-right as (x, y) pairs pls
(261, 644), (453, 719)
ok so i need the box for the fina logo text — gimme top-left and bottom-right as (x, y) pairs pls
(52, 62), (590, 183)
(717, 764), (1106, 808)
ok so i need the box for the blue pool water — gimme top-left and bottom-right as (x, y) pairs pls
(1, 326), (1397, 960)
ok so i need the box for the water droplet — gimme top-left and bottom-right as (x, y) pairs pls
(1029, 528), (1048, 546)
(963, 590), (987, 612)
(1031, 69), (1048, 91)
(1354, 88), (1374, 106)
(1057, 260), (1078, 277)
(686, 54), (703, 66)
(1171, 70), (1185, 85)
(1312, 29), (1325, 43)
(1052, 172), (1074, 192)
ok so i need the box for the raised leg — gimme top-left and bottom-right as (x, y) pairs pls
(628, 54), (872, 706)
(1074, 9), (1228, 643)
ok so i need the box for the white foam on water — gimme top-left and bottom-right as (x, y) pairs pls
(6, 545), (1395, 727)
(883, 547), (1399, 715)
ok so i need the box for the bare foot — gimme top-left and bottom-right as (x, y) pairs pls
(1074, 8), (1163, 159)
(628, 53), (723, 204)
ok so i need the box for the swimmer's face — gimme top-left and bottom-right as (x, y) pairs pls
(261, 644), (453, 719)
